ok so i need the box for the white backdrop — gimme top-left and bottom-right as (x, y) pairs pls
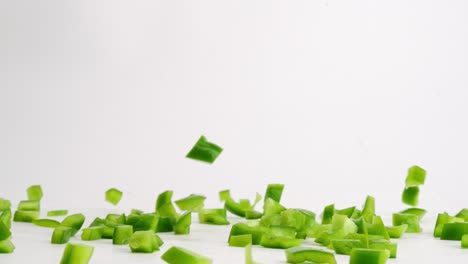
(2, 0), (468, 217)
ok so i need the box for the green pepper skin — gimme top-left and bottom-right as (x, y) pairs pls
(185, 135), (223, 164)
(60, 243), (94, 264)
(349, 248), (389, 264)
(440, 222), (468, 240)
(161, 246), (212, 264)
(285, 246), (337, 264)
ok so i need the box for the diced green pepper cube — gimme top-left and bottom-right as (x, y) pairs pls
(349, 248), (389, 264)
(198, 208), (230, 225)
(366, 216), (389, 240)
(27, 185), (43, 201)
(362, 195), (375, 223)
(174, 211), (191, 235)
(105, 188), (123, 205)
(265, 184), (284, 203)
(455, 209), (468, 221)
(0, 209), (12, 229)
(433, 212), (464, 237)
(130, 208), (144, 215)
(113, 225), (133, 245)
(127, 213), (159, 232)
(33, 219), (60, 228)
(385, 224), (407, 238)
(335, 206), (356, 218)
(321, 204), (335, 224)
(462, 234), (468, 248)
(405, 165), (426, 186)
(157, 216), (175, 232)
(399, 208), (426, 218)
(285, 246), (337, 264)
(60, 213), (85, 236)
(369, 239), (397, 258)
(402, 186), (419, 206)
(175, 194), (206, 212)
(81, 227), (103, 241)
(105, 213), (126, 225)
(129, 231), (161, 253)
(185, 135), (223, 164)
(155, 190), (178, 225)
(0, 220), (11, 240)
(17, 200), (40, 211)
(52, 227), (74, 244)
(229, 234), (252, 247)
(331, 239), (363, 255)
(260, 234), (303, 249)
(0, 198), (11, 211)
(229, 222), (268, 245)
(101, 226), (115, 239)
(60, 243), (94, 264)
(13, 210), (39, 222)
(440, 222), (468, 240)
(263, 198), (286, 216)
(161, 246), (212, 264)
(47, 210), (68, 217)
(392, 213), (421, 233)
(0, 240), (15, 253)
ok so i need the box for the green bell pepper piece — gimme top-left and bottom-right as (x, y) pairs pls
(198, 208), (230, 225)
(245, 244), (256, 264)
(392, 213), (421, 233)
(105, 213), (126, 225)
(129, 231), (161, 253)
(264, 184), (284, 203)
(105, 188), (123, 205)
(321, 204), (335, 224)
(175, 194), (206, 212)
(185, 135), (223, 164)
(60, 243), (94, 264)
(0, 209), (11, 229)
(462, 234), (468, 248)
(285, 246), (337, 264)
(174, 211), (192, 235)
(13, 210), (39, 222)
(405, 165), (426, 186)
(229, 234), (252, 247)
(47, 210), (68, 216)
(362, 195), (375, 223)
(440, 222), (468, 240)
(33, 219), (60, 228)
(331, 239), (363, 255)
(260, 234), (303, 249)
(335, 206), (356, 218)
(52, 227), (74, 244)
(113, 225), (133, 245)
(27, 185), (43, 201)
(81, 227), (103, 241)
(161, 246), (212, 264)
(229, 222), (268, 245)
(17, 200), (40, 211)
(0, 220), (11, 240)
(455, 208), (468, 221)
(385, 224), (407, 238)
(60, 213), (85, 236)
(0, 240), (15, 254)
(0, 198), (12, 211)
(263, 198), (286, 216)
(349, 248), (389, 264)
(433, 212), (464, 237)
(402, 186), (419, 206)
(126, 213), (159, 232)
